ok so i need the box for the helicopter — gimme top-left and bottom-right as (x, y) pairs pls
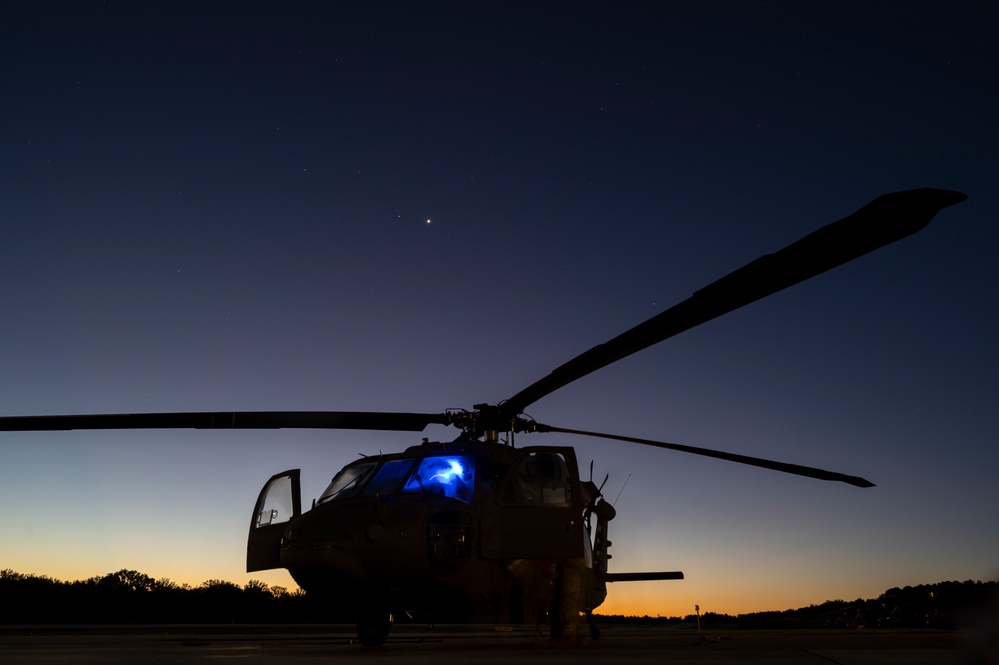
(0, 188), (967, 646)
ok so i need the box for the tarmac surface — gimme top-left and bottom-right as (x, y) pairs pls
(0, 624), (984, 664)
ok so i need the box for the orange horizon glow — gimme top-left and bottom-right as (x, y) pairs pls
(6, 561), (896, 619)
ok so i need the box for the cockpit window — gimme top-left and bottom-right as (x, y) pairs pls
(318, 462), (377, 503)
(364, 459), (414, 496)
(402, 456), (475, 504)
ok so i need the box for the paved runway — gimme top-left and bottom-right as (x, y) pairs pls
(0, 625), (978, 664)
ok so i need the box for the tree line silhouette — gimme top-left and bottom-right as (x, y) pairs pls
(583, 580), (998, 630)
(0, 569), (321, 624)
(1, 569), (995, 628)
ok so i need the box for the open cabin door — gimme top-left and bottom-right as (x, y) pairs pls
(247, 469), (301, 573)
(479, 448), (584, 559)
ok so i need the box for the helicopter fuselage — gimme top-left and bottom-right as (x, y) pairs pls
(247, 440), (603, 622)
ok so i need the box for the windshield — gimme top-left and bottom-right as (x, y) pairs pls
(318, 462), (377, 503)
(364, 459), (414, 496)
(402, 455), (475, 504)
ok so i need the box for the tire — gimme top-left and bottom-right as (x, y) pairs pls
(356, 608), (392, 647)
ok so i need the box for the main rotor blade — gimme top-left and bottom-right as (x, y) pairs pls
(541, 425), (875, 488)
(502, 188), (967, 415)
(0, 411), (450, 432)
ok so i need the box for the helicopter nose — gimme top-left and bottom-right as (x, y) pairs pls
(426, 509), (476, 575)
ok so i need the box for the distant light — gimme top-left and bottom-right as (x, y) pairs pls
(426, 219), (431, 224)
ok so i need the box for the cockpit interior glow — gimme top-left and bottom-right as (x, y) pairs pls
(403, 456), (475, 504)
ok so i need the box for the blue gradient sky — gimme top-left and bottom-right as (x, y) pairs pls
(2, 2), (996, 616)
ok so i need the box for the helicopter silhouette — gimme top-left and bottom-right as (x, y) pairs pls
(0, 188), (967, 645)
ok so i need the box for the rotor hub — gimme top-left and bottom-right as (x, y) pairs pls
(445, 405), (548, 442)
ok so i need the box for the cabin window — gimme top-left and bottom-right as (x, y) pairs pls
(318, 462), (377, 503)
(500, 452), (572, 506)
(364, 459), (414, 496)
(401, 456), (475, 504)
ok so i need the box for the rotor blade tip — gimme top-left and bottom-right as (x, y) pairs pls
(923, 188), (968, 209)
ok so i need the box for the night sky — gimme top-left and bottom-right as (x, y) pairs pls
(2, 2), (996, 617)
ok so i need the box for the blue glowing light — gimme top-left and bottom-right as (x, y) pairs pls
(431, 459), (464, 483)
(402, 456), (475, 503)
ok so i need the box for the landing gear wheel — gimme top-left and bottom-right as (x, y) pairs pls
(587, 611), (601, 640)
(356, 608), (392, 647)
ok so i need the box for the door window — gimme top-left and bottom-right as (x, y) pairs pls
(256, 475), (294, 527)
(500, 452), (572, 506)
